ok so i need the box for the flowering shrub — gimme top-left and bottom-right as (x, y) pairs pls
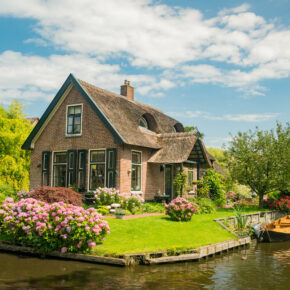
(94, 188), (144, 214)
(165, 197), (199, 221)
(94, 188), (121, 206)
(0, 198), (109, 253)
(27, 187), (83, 206)
(226, 191), (239, 202)
(233, 199), (248, 208)
(268, 195), (290, 213)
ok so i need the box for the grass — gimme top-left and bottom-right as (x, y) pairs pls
(93, 207), (265, 256)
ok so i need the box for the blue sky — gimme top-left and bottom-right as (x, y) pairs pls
(0, 0), (289, 147)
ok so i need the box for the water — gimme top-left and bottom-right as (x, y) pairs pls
(0, 241), (289, 289)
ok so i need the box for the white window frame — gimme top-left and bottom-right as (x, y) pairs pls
(65, 104), (83, 137)
(52, 151), (67, 187)
(131, 150), (142, 194)
(88, 149), (106, 191)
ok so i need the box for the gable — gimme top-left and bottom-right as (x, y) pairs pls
(22, 74), (125, 150)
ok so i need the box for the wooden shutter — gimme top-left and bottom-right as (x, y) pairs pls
(106, 148), (117, 188)
(41, 151), (50, 186)
(77, 150), (87, 192)
(67, 150), (77, 187)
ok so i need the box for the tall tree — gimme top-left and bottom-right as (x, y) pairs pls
(226, 123), (290, 207)
(0, 100), (33, 192)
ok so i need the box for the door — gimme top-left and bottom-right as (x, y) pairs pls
(165, 165), (173, 198)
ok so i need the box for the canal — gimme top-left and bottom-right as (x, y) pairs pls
(0, 241), (289, 289)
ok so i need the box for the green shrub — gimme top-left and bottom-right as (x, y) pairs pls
(0, 184), (16, 203)
(267, 191), (281, 200)
(96, 205), (109, 215)
(195, 198), (216, 214)
(142, 202), (165, 213)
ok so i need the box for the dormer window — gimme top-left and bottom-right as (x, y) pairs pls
(139, 116), (148, 129)
(66, 104), (82, 136)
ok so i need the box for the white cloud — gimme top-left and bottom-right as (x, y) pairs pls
(0, 50), (168, 103)
(0, 1), (289, 96)
(171, 110), (279, 122)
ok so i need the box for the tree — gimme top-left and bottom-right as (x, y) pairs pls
(207, 147), (227, 169)
(0, 100), (33, 192)
(184, 126), (205, 138)
(226, 123), (290, 207)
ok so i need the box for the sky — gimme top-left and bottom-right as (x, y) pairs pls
(0, 0), (289, 148)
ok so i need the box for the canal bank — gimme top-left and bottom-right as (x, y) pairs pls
(0, 240), (289, 289)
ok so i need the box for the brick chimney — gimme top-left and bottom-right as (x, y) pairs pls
(120, 80), (134, 101)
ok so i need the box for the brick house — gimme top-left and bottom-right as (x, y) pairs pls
(22, 74), (221, 200)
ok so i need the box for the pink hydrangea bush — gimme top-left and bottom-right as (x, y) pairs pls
(94, 188), (144, 214)
(0, 198), (109, 253)
(165, 197), (199, 222)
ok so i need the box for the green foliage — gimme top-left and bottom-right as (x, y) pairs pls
(0, 100), (33, 192)
(141, 202), (165, 213)
(233, 206), (248, 229)
(194, 198), (216, 214)
(173, 171), (187, 195)
(267, 191), (281, 200)
(184, 126), (204, 138)
(207, 147), (227, 169)
(226, 122), (290, 207)
(96, 205), (110, 215)
(198, 169), (226, 205)
(0, 184), (16, 203)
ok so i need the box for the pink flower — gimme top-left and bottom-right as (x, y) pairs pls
(55, 216), (60, 222)
(61, 247), (67, 253)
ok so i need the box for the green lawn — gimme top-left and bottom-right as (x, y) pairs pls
(93, 208), (264, 256)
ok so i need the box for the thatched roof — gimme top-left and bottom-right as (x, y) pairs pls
(79, 80), (182, 149)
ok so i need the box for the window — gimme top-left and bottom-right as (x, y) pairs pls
(131, 151), (142, 191)
(77, 150), (87, 190)
(139, 117), (148, 129)
(67, 150), (77, 187)
(67, 105), (82, 135)
(188, 169), (194, 186)
(53, 152), (67, 187)
(89, 150), (106, 190)
(42, 151), (50, 186)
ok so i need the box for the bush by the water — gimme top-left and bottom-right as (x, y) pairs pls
(28, 187), (83, 206)
(94, 188), (144, 214)
(195, 198), (216, 214)
(268, 195), (290, 213)
(0, 198), (109, 253)
(165, 197), (199, 221)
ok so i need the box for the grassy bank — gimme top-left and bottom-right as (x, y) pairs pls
(93, 208), (264, 256)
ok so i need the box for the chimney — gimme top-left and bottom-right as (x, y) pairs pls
(120, 80), (134, 101)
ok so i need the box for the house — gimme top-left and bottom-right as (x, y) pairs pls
(22, 74), (216, 200)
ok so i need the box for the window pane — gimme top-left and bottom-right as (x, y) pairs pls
(139, 117), (148, 129)
(131, 164), (141, 191)
(74, 106), (81, 114)
(132, 151), (141, 164)
(68, 172), (74, 186)
(42, 172), (48, 186)
(53, 165), (66, 187)
(188, 171), (193, 186)
(90, 164), (105, 189)
(91, 150), (105, 163)
(68, 116), (73, 125)
(74, 124), (81, 134)
(78, 152), (84, 169)
(69, 152), (74, 169)
(78, 171), (84, 188)
(74, 115), (81, 125)
(43, 153), (48, 170)
(54, 152), (67, 163)
(68, 106), (75, 114)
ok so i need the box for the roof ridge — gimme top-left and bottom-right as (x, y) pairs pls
(158, 131), (198, 138)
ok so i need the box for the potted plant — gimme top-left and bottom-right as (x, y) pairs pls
(115, 208), (126, 219)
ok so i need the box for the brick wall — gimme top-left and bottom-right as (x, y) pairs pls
(30, 86), (119, 190)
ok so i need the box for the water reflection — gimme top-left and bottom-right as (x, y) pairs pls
(0, 241), (289, 289)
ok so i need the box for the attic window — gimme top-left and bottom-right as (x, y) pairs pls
(173, 123), (184, 133)
(139, 116), (148, 129)
(66, 104), (82, 136)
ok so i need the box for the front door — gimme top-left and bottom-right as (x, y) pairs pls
(165, 165), (173, 198)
